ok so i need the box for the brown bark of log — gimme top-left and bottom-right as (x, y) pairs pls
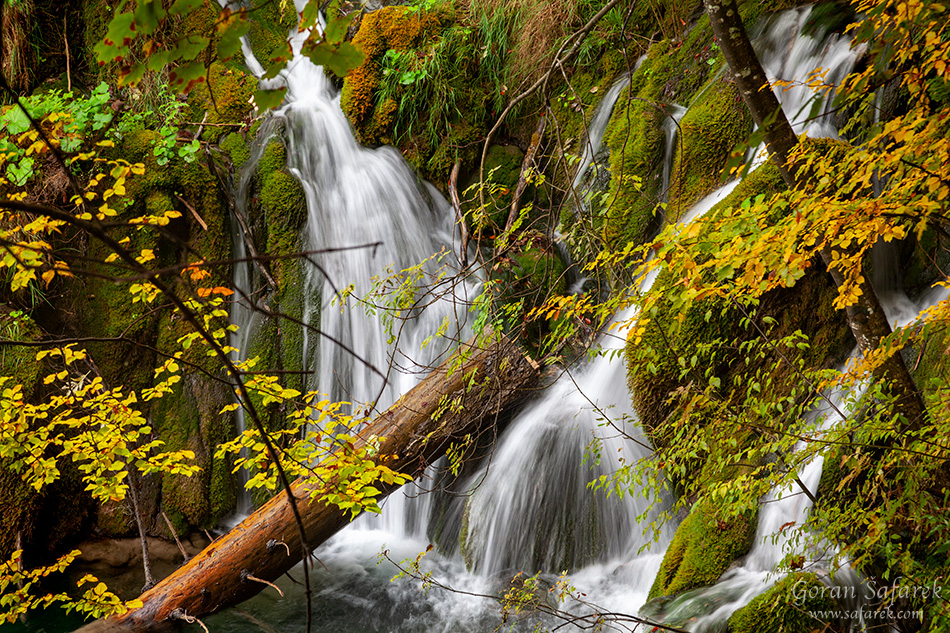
(504, 114), (548, 235)
(449, 160), (469, 269)
(77, 336), (540, 632)
(703, 0), (927, 427)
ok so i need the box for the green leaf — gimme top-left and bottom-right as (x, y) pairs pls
(171, 34), (210, 62)
(133, 0), (167, 36)
(168, 61), (207, 92)
(324, 9), (357, 46)
(169, 0), (205, 16)
(1, 107), (30, 135)
(117, 63), (148, 88)
(217, 17), (251, 60)
(304, 41), (365, 78)
(103, 13), (136, 51)
(254, 87), (287, 111)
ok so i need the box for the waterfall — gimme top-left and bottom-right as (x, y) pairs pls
(571, 70), (634, 201)
(275, 64), (463, 411)
(204, 5), (927, 633)
(459, 304), (674, 576)
(660, 104), (687, 204)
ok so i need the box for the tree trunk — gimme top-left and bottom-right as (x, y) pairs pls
(703, 0), (927, 427)
(77, 336), (540, 632)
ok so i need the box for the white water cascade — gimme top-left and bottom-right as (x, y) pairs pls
(279, 66), (467, 412)
(205, 5), (932, 633)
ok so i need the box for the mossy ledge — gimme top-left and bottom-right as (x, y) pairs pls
(727, 572), (837, 633)
(647, 498), (757, 601)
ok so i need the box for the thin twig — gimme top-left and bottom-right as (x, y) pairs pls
(448, 160), (469, 268)
(161, 511), (190, 562)
(175, 193), (209, 231)
(243, 572), (285, 597)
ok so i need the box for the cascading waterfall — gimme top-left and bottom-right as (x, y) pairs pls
(459, 304), (674, 577)
(207, 5), (936, 633)
(277, 60), (465, 412)
(571, 72), (633, 203)
(659, 104), (687, 203)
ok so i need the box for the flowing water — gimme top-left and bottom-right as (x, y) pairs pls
(204, 6), (932, 633)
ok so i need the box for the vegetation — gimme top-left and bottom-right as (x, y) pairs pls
(0, 0), (949, 631)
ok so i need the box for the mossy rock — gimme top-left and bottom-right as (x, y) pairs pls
(491, 235), (567, 353)
(150, 369), (235, 532)
(627, 161), (851, 488)
(0, 309), (43, 399)
(187, 62), (256, 126)
(260, 170), (306, 226)
(0, 464), (38, 560)
(597, 43), (685, 250)
(340, 5), (447, 144)
(910, 321), (950, 419)
(626, 268), (734, 440)
(728, 572), (836, 633)
(648, 498), (757, 600)
(221, 131), (251, 169)
(66, 123), (235, 533)
(245, 0), (299, 64)
(461, 144), (524, 236)
(667, 76), (753, 219)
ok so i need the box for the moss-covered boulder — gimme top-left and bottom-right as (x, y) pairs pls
(187, 62), (257, 126)
(341, 5), (447, 145)
(0, 310), (44, 559)
(245, 0), (299, 64)
(648, 499), (757, 600)
(461, 144), (525, 236)
(728, 572), (836, 633)
(150, 370), (235, 532)
(627, 161), (852, 489)
(667, 77), (753, 219)
(490, 231), (567, 351)
(58, 125), (239, 535)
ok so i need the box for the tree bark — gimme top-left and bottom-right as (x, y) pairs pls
(76, 336), (540, 632)
(703, 0), (927, 427)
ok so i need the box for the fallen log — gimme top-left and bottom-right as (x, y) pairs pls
(77, 336), (540, 632)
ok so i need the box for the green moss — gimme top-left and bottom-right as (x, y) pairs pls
(627, 162), (851, 488)
(62, 120), (235, 532)
(668, 77), (753, 219)
(491, 235), (567, 353)
(245, 0), (298, 64)
(460, 144), (524, 235)
(258, 139), (287, 177)
(81, 1), (114, 82)
(341, 6), (447, 144)
(187, 62), (256, 126)
(710, 162), (787, 213)
(260, 171), (306, 222)
(0, 464), (37, 560)
(511, 247), (567, 297)
(627, 269), (733, 439)
(221, 131), (251, 169)
(728, 573), (836, 633)
(602, 90), (665, 249)
(150, 343), (234, 530)
(648, 498), (757, 600)
(910, 323), (950, 419)
(0, 310), (42, 398)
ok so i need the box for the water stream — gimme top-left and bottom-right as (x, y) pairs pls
(207, 5), (931, 633)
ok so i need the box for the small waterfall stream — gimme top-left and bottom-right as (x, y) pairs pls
(207, 5), (939, 633)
